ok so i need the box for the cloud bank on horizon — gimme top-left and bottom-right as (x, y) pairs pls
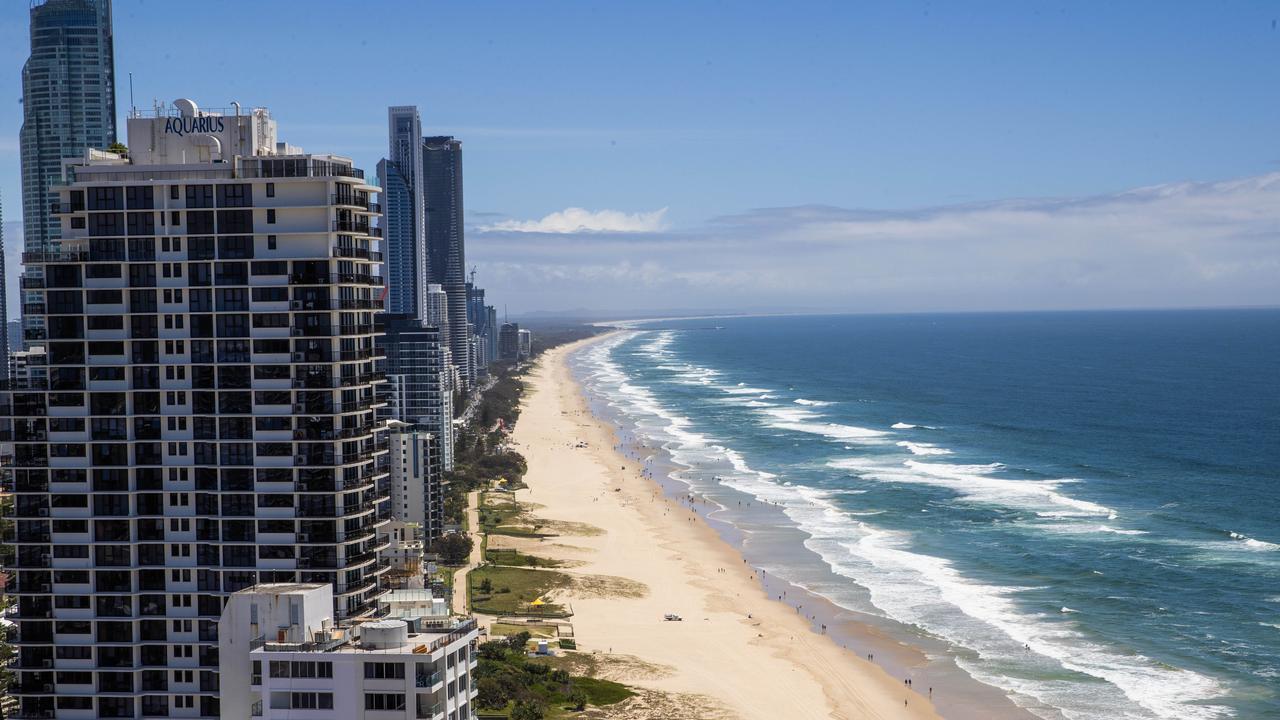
(481, 207), (668, 234)
(4, 175), (1278, 321)
(468, 173), (1280, 316)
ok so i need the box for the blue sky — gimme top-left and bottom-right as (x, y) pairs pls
(2, 1), (1279, 315)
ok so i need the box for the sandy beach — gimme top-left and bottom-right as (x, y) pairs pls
(501, 333), (944, 719)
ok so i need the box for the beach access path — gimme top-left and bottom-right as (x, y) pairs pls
(449, 490), (482, 614)
(504, 334), (941, 720)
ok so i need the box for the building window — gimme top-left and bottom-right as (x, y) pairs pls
(266, 182), (275, 198)
(291, 693), (333, 710)
(364, 693), (406, 711)
(218, 183), (251, 208)
(267, 234), (277, 250)
(363, 662), (405, 679)
(186, 184), (214, 209)
(266, 208), (276, 224)
(171, 185), (180, 200)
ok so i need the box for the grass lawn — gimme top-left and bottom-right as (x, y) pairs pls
(489, 622), (560, 639)
(479, 494), (525, 530)
(470, 566), (572, 617)
(566, 676), (634, 706)
(485, 547), (562, 568)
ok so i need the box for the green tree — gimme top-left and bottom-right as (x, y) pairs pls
(505, 630), (531, 651)
(479, 577), (493, 594)
(475, 676), (509, 709)
(477, 640), (508, 661)
(511, 700), (544, 720)
(431, 533), (473, 565)
(107, 141), (128, 155)
(568, 688), (588, 712)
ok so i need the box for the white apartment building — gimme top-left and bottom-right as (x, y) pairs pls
(387, 420), (443, 541)
(382, 519), (425, 588)
(219, 584), (477, 720)
(1, 98), (391, 719)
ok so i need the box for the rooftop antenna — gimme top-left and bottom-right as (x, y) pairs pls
(128, 72), (134, 115)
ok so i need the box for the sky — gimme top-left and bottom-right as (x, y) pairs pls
(1, 1), (1279, 317)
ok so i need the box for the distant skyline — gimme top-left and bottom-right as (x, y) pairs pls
(3, 1), (1280, 316)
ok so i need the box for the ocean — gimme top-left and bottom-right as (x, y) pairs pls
(569, 310), (1280, 720)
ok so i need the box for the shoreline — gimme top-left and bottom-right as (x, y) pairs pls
(576, 332), (1041, 720)
(504, 333), (966, 719)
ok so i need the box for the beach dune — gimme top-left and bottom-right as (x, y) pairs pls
(503, 335), (940, 719)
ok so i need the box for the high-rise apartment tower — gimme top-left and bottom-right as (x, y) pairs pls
(1, 99), (391, 719)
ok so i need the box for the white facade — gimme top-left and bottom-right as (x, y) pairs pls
(219, 584), (477, 720)
(388, 421), (442, 539)
(424, 284), (448, 328)
(382, 519), (425, 587)
(8, 345), (46, 389)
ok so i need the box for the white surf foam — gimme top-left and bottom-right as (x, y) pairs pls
(759, 406), (890, 442)
(721, 385), (772, 395)
(892, 422), (939, 429)
(896, 440), (952, 456)
(829, 457), (1116, 519)
(794, 398), (834, 406)
(1097, 525), (1148, 536)
(1229, 531), (1279, 551)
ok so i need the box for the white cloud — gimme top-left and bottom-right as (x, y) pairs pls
(481, 207), (668, 234)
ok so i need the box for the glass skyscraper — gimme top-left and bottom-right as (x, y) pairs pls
(379, 107), (426, 319)
(20, 0), (118, 256)
(17, 0), (118, 378)
(422, 136), (471, 389)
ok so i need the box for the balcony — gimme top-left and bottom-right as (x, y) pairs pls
(290, 297), (383, 311)
(333, 219), (373, 235)
(289, 272), (382, 287)
(331, 195), (379, 213)
(238, 159), (364, 180)
(22, 250), (88, 264)
(331, 244), (381, 261)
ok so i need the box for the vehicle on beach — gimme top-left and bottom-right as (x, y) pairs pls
(664, 613), (683, 621)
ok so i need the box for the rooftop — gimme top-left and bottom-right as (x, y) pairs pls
(252, 618), (477, 656)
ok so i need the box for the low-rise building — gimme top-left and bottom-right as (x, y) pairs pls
(219, 583), (478, 720)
